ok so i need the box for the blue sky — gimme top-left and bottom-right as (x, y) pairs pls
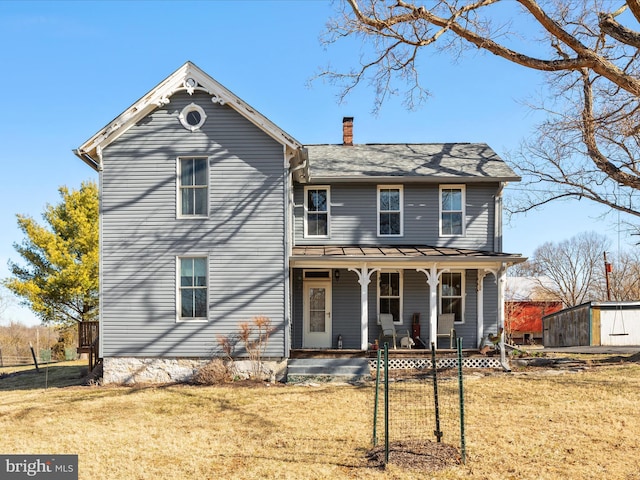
(0, 1), (629, 325)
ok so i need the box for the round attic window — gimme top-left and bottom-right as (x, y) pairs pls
(179, 103), (207, 132)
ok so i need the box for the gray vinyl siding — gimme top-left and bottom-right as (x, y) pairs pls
(331, 270), (362, 349)
(101, 91), (287, 358)
(482, 274), (499, 340)
(294, 183), (498, 250)
(457, 269), (478, 348)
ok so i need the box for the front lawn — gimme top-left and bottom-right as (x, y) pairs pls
(1, 359), (639, 479)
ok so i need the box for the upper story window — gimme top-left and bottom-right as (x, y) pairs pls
(440, 271), (464, 323)
(378, 271), (403, 324)
(304, 187), (330, 237)
(178, 157), (208, 217)
(378, 186), (403, 236)
(440, 185), (465, 236)
(178, 256), (208, 321)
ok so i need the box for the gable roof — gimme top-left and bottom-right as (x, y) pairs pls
(74, 61), (304, 171)
(305, 143), (519, 183)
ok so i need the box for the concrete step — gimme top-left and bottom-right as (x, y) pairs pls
(286, 358), (371, 383)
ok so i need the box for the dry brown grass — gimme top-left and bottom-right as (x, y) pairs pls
(1, 360), (640, 479)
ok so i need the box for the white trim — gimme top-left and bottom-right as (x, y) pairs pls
(75, 62), (303, 169)
(178, 103), (207, 132)
(377, 185), (403, 237)
(303, 186), (331, 238)
(302, 277), (333, 348)
(439, 184), (466, 237)
(176, 156), (209, 218)
(377, 270), (404, 325)
(439, 270), (466, 324)
(176, 255), (209, 323)
(98, 169), (104, 358)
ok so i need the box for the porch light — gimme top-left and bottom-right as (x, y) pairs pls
(334, 269), (340, 281)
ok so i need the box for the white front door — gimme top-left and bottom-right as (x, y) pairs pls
(303, 280), (332, 348)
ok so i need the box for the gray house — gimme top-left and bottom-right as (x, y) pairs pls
(75, 62), (525, 383)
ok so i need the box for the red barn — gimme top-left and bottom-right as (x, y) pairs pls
(506, 300), (563, 345)
(506, 277), (563, 345)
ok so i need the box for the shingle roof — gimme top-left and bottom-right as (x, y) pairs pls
(304, 143), (519, 182)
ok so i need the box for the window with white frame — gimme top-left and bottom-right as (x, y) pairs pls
(440, 185), (465, 236)
(378, 271), (402, 324)
(305, 187), (330, 237)
(178, 157), (208, 217)
(378, 186), (403, 236)
(440, 271), (464, 323)
(178, 257), (208, 320)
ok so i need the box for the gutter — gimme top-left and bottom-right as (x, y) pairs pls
(73, 149), (102, 172)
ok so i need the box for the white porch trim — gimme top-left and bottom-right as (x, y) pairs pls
(348, 264), (380, 350)
(478, 267), (499, 348)
(416, 265), (448, 350)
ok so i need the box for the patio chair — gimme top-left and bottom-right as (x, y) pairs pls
(437, 313), (457, 349)
(378, 313), (411, 349)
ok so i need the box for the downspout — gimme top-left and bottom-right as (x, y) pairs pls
(494, 182), (505, 252)
(497, 263), (510, 371)
(283, 146), (298, 357)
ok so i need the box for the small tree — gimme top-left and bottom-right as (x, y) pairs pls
(3, 182), (98, 327)
(215, 316), (274, 381)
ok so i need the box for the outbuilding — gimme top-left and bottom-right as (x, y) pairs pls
(543, 301), (640, 347)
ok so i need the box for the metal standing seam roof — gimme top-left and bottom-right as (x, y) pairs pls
(303, 143), (520, 182)
(291, 245), (524, 262)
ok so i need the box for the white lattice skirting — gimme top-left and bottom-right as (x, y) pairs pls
(368, 357), (503, 370)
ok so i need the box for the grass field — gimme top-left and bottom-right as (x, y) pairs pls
(1, 358), (640, 479)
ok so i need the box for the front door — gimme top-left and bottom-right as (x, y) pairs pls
(303, 279), (332, 348)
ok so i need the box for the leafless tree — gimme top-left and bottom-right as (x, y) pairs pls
(526, 231), (610, 306)
(323, 0), (640, 219)
(598, 248), (640, 299)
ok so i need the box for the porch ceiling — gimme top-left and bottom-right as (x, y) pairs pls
(290, 244), (526, 268)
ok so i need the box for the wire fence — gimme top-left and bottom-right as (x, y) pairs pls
(372, 339), (467, 465)
(0, 348), (71, 368)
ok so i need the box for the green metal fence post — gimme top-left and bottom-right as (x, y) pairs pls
(431, 342), (443, 442)
(457, 337), (467, 464)
(384, 342), (389, 465)
(372, 348), (382, 446)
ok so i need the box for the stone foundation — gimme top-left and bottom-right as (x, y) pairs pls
(103, 357), (287, 385)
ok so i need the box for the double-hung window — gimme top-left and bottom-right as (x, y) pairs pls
(305, 187), (330, 237)
(440, 185), (465, 236)
(178, 257), (208, 320)
(440, 271), (463, 323)
(378, 271), (402, 324)
(378, 186), (403, 236)
(178, 157), (208, 217)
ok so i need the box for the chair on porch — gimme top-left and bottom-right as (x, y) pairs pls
(378, 314), (411, 349)
(437, 313), (457, 349)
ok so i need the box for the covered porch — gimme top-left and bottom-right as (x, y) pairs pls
(289, 245), (524, 355)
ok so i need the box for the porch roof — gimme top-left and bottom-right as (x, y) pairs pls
(290, 245), (525, 267)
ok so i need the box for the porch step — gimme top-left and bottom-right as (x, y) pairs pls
(286, 358), (371, 383)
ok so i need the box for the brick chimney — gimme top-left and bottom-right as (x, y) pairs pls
(342, 117), (354, 146)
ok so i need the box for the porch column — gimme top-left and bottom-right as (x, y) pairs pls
(417, 265), (448, 350)
(497, 264), (507, 365)
(349, 264), (380, 350)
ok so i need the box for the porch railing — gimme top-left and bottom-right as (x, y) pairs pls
(78, 321), (99, 351)
(78, 321), (101, 371)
